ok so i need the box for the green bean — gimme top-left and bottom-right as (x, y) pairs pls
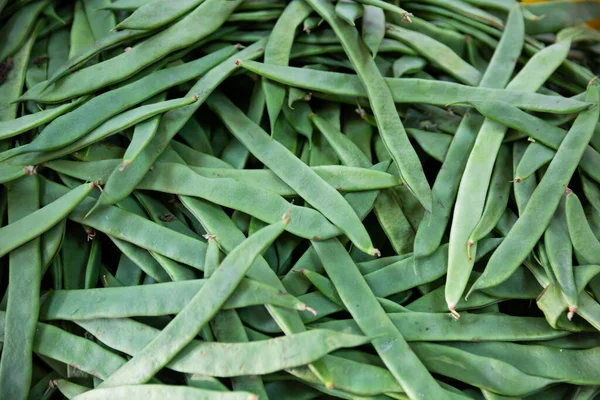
(0, 97), (86, 141)
(386, 23), (481, 86)
(90, 40), (266, 213)
(55, 379), (90, 399)
(468, 144), (511, 246)
(0, 176), (41, 400)
(99, 0), (152, 10)
(207, 91), (377, 255)
(310, 113), (414, 254)
(41, 220), (66, 273)
(566, 190), (600, 267)
(582, 174), (600, 215)
(238, 61), (590, 113)
(545, 196), (578, 319)
(0, 182), (92, 258)
(40, 278), (308, 321)
(335, 0), (363, 26)
(392, 56), (426, 78)
(31, 0), (242, 102)
(469, 86), (599, 297)
(79, 317), (368, 377)
(97, 216), (287, 387)
(41, 179), (208, 271)
(134, 191), (201, 239)
(0, 22), (39, 126)
(0, 311), (127, 380)
(263, 0), (313, 133)
(228, 10), (281, 22)
(416, 4), (522, 262)
(180, 197), (335, 388)
(110, 238), (170, 283)
(115, 254), (143, 287)
(69, 1), (95, 59)
(407, 129), (452, 162)
(413, 112), (483, 259)
(46, 28), (71, 81)
(265, 381), (320, 400)
(448, 40), (569, 316)
(82, 0), (116, 41)
(1, 49), (234, 163)
(361, 5), (384, 57)
(312, 312), (567, 342)
(40, 30), (149, 91)
(523, 0), (600, 35)
(83, 238), (101, 289)
(411, 343), (555, 396)
(171, 141), (231, 168)
(121, 94), (166, 169)
(515, 142), (554, 182)
(116, 0), (205, 31)
(304, 0), (433, 212)
(469, 100), (600, 184)
(312, 239), (454, 400)
(353, 0), (412, 22)
(74, 385), (255, 400)
(450, 341), (600, 385)
(0, 1), (47, 62)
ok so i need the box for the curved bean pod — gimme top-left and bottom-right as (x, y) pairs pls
(448, 40), (570, 315)
(386, 23), (481, 86)
(40, 180), (208, 271)
(515, 142), (555, 181)
(468, 144), (511, 245)
(40, 278), (307, 320)
(312, 238), (454, 400)
(79, 317), (369, 377)
(97, 217), (288, 387)
(304, 0), (433, 212)
(469, 85), (600, 297)
(73, 386), (254, 400)
(566, 191), (600, 265)
(207, 90), (377, 255)
(0, 97), (86, 140)
(313, 312), (566, 342)
(0, 176), (41, 400)
(412, 342), (556, 396)
(0, 182), (92, 258)
(90, 40), (267, 212)
(25, 0), (242, 102)
(545, 196), (578, 317)
(0, 1), (48, 62)
(115, 0), (205, 31)
(335, 0), (363, 26)
(469, 100), (600, 184)
(0, 311), (127, 380)
(238, 61), (589, 113)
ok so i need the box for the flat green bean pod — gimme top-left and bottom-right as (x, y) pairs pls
(305, 0), (433, 213)
(311, 312), (568, 342)
(40, 278), (308, 320)
(566, 190), (600, 265)
(0, 97), (86, 140)
(40, 180), (208, 271)
(237, 61), (590, 113)
(450, 341), (600, 385)
(207, 90), (378, 255)
(469, 85), (600, 297)
(0, 182), (93, 258)
(73, 386), (255, 400)
(28, 0), (242, 102)
(0, 311), (126, 380)
(98, 217), (288, 387)
(386, 23), (482, 86)
(115, 0), (206, 31)
(0, 1), (48, 63)
(78, 317), (369, 377)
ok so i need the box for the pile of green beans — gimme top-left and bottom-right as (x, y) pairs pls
(2, 0), (600, 399)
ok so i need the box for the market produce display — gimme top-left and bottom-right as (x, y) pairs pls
(1, 0), (600, 399)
